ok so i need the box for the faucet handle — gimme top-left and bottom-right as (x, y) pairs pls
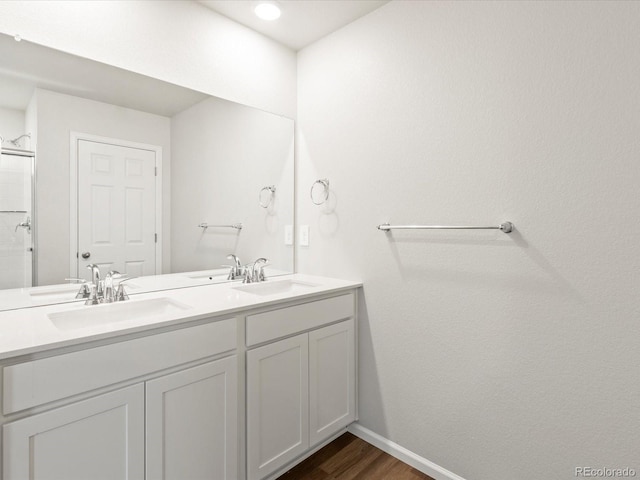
(115, 283), (130, 302)
(242, 264), (255, 283)
(74, 283), (91, 299)
(114, 275), (137, 286)
(107, 274), (136, 302)
(84, 284), (101, 305)
(257, 265), (268, 282)
(116, 276), (137, 300)
(67, 278), (93, 300)
(222, 264), (243, 280)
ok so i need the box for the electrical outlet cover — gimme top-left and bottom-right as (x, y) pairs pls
(300, 225), (309, 246)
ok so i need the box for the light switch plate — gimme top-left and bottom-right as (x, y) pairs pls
(300, 225), (309, 246)
(284, 225), (293, 245)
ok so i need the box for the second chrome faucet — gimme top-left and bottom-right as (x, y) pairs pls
(244, 257), (268, 284)
(223, 255), (269, 284)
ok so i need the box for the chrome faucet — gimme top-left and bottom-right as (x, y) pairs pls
(82, 264), (132, 305)
(243, 258), (268, 283)
(224, 254), (244, 280)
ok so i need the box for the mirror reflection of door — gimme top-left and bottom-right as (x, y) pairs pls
(76, 139), (159, 280)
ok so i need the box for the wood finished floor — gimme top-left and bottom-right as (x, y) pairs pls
(276, 433), (435, 480)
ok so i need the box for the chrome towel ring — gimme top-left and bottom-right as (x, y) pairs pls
(310, 179), (330, 205)
(259, 185), (276, 208)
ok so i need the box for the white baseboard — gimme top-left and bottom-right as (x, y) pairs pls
(347, 423), (467, 480)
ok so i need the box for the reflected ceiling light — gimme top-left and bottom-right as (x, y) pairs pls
(254, 2), (281, 21)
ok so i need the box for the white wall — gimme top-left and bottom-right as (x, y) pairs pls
(33, 89), (171, 286)
(0, 107), (25, 147)
(0, 0), (296, 119)
(297, 1), (640, 479)
(171, 96), (294, 274)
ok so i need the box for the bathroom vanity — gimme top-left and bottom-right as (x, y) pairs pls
(0, 275), (360, 480)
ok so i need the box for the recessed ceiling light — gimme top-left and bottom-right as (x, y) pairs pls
(254, 2), (281, 21)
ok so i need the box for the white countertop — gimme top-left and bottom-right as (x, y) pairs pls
(0, 274), (361, 360)
(0, 267), (289, 311)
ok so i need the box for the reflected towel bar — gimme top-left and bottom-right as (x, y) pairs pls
(0, 210), (27, 213)
(377, 222), (514, 233)
(198, 223), (243, 230)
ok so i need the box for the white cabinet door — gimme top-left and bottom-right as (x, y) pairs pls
(2, 384), (144, 480)
(247, 334), (309, 480)
(146, 357), (238, 480)
(309, 319), (356, 446)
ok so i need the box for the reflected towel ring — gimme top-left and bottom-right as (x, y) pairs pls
(310, 179), (329, 205)
(259, 185), (276, 208)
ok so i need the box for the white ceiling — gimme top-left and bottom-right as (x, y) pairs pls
(198, 0), (390, 51)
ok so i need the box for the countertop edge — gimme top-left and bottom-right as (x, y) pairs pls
(0, 276), (362, 361)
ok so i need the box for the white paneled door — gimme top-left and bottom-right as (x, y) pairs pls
(77, 140), (157, 279)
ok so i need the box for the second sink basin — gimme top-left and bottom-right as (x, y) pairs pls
(48, 297), (191, 331)
(187, 272), (230, 284)
(233, 279), (319, 297)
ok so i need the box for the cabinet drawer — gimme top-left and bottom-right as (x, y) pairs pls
(3, 318), (236, 414)
(246, 293), (354, 346)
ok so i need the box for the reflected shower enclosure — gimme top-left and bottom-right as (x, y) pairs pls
(0, 147), (34, 289)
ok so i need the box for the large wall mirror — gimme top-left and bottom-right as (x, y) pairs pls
(0, 33), (294, 311)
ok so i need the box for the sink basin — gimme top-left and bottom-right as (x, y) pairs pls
(233, 279), (319, 297)
(48, 297), (191, 331)
(187, 272), (229, 283)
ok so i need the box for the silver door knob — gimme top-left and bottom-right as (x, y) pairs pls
(81, 252), (91, 259)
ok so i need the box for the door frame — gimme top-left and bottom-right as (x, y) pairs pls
(69, 132), (163, 278)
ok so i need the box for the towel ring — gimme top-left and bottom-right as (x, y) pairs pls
(259, 185), (276, 208)
(310, 179), (330, 205)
